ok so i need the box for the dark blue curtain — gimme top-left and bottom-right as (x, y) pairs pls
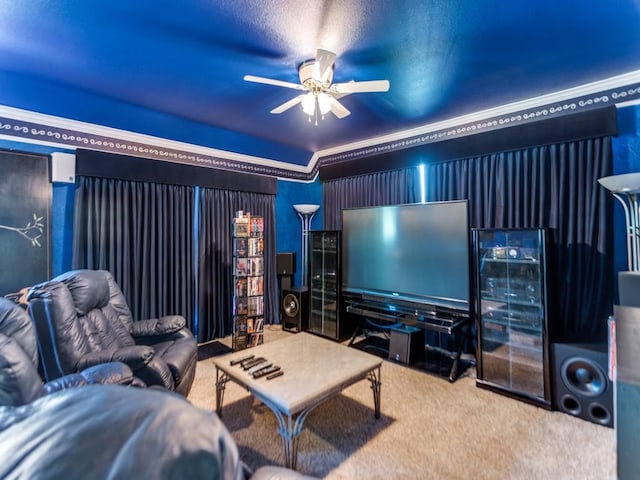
(424, 138), (613, 342)
(73, 176), (195, 328)
(322, 167), (421, 229)
(324, 138), (613, 342)
(197, 188), (277, 342)
(73, 177), (277, 343)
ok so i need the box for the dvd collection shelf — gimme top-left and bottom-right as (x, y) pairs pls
(232, 211), (264, 351)
(473, 228), (551, 407)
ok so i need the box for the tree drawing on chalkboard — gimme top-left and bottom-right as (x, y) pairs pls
(0, 213), (44, 247)
(0, 151), (51, 297)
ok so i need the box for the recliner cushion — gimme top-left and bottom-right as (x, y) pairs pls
(0, 334), (44, 406)
(0, 298), (38, 367)
(56, 269), (111, 316)
(131, 316), (187, 337)
(0, 385), (246, 479)
(150, 338), (196, 388)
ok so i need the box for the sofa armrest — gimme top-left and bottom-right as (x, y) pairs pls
(80, 361), (136, 385)
(77, 346), (154, 371)
(41, 373), (88, 395)
(130, 316), (186, 338)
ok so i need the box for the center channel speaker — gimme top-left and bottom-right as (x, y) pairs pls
(281, 287), (308, 333)
(551, 343), (613, 428)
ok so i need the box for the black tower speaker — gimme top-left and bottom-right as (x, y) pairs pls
(551, 343), (613, 427)
(281, 287), (308, 333)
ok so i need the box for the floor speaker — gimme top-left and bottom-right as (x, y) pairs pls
(389, 325), (424, 365)
(551, 343), (613, 427)
(281, 287), (308, 333)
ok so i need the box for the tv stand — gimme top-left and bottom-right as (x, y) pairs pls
(344, 297), (472, 382)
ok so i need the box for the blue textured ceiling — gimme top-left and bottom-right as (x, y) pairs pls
(0, 1), (639, 167)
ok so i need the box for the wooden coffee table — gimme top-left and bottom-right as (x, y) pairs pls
(213, 332), (382, 469)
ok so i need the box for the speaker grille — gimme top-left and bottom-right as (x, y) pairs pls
(552, 343), (613, 427)
(281, 287), (308, 333)
(282, 293), (300, 318)
(560, 356), (608, 397)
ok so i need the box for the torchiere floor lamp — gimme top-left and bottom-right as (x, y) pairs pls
(293, 204), (320, 287)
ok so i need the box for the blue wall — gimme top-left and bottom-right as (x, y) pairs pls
(275, 178), (323, 287)
(611, 104), (640, 281)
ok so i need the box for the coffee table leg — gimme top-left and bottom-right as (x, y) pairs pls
(368, 366), (382, 419)
(215, 368), (229, 417)
(260, 399), (316, 470)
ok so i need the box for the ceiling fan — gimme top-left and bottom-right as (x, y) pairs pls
(243, 49), (390, 124)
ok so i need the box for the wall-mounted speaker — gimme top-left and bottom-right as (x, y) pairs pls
(281, 287), (308, 333)
(551, 343), (613, 428)
(50, 152), (76, 183)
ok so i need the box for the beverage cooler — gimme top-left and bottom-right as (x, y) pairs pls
(472, 228), (551, 408)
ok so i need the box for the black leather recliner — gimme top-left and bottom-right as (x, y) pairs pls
(0, 384), (315, 479)
(0, 297), (138, 406)
(27, 269), (198, 395)
(0, 298), (314, 480)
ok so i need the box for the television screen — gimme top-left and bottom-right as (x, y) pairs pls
(341, 200), (470, 311)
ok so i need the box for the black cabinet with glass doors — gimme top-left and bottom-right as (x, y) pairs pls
(473, 228), (551, 408)
(307, 231), (348, 340)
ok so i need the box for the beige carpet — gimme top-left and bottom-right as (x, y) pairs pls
(189, 326), (615, 479)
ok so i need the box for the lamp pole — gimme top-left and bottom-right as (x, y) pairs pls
(293, 204), (320, 287)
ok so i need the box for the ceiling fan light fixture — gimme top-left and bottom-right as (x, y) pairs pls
(317, 92), (332, 116)
(301, 93), (316, 115)
(243, 48), (389, 122)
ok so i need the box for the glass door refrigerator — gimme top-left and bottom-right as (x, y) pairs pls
(473, 228), (551, 408)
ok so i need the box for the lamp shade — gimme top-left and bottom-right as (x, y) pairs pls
(293, 204), (320, 214)
(598, 173), (640, 194)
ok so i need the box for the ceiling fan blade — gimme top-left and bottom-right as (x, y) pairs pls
(333, 80), (390, 94)
(313, 49), (336, 83)
(244, 75), (304, 90)
(270, 95), (305, 114)
(329, 97), (350, 119)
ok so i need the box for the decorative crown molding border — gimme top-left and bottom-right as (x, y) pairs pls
(316, 72), (640, 168)
(0, 105), (310, 181)
(1, 71), (639, 182)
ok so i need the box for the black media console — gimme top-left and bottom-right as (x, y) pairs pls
(344, 294), (472, 382)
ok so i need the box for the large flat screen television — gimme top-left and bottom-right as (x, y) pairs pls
(341, 200), (470, 312)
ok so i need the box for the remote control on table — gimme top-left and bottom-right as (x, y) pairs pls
(248, 362), (273, 375)
(242, 357), (266, 370)
(253, 365), (280, 379)
(230, 354), (254, 366)
(266, 370), (284, 380)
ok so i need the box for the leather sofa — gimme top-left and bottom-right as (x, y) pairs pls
(0, 297), (139, 405)
(27, 269), (198, 395)
(0, 298), (314, 479)
(0, 385), (315, 479)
